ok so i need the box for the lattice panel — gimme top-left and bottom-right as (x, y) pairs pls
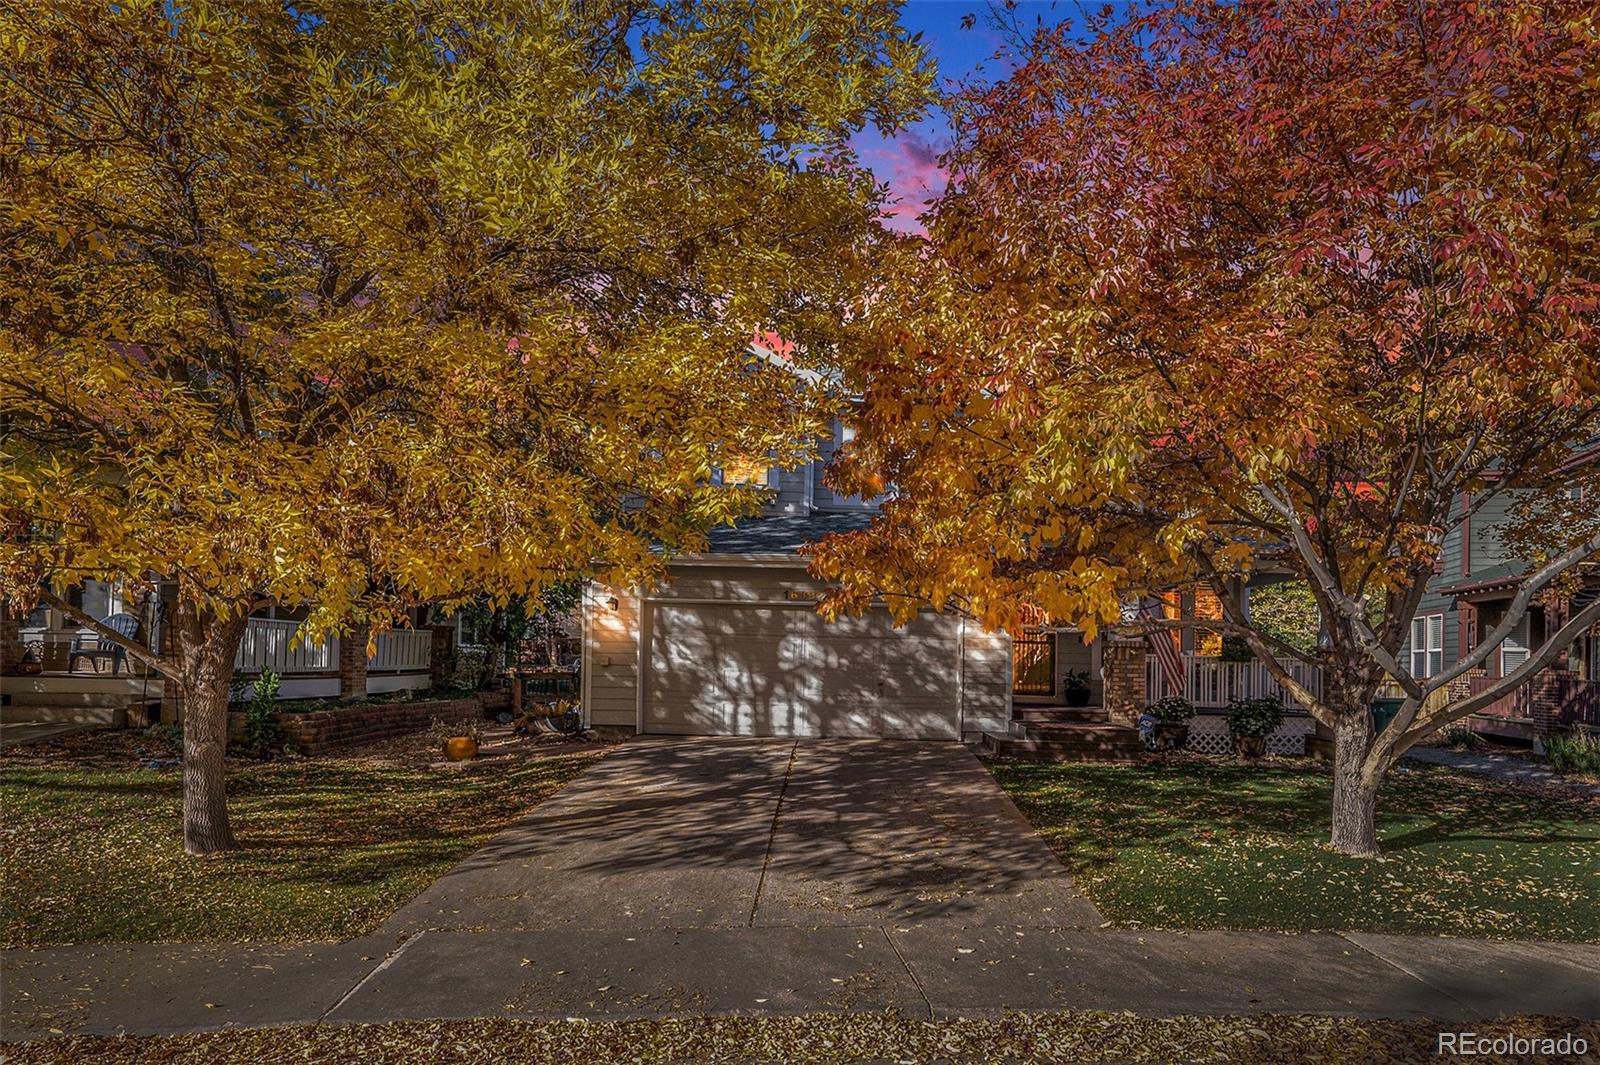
(1184, 714), (1313, 757)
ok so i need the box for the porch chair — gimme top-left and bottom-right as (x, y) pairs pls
(68, 612), (142, 676)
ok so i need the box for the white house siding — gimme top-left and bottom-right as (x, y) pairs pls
(960, 619), (1012, 738)
(583, 581), (641, 729)
(766, 465), (811, 516)
(583, 563), (1011, 739)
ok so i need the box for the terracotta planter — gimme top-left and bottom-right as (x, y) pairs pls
(1064, 687), (1092, 707)
(1153, 722), (1189, 751)
(443, 736), (478, 761)
(1233, 734), (1267, 759)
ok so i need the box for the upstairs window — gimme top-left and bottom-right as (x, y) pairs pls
(713, 456), (775, 489)
(1409, 613), (1444, 678)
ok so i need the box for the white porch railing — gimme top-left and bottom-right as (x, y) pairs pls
(235, 618), (338, 674)
(1147, 652), (1322, 710)
(369, 629), (431, 672)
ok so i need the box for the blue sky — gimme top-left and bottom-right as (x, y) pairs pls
(858, 1), (1107, 230)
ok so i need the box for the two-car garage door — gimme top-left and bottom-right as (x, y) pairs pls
(644, 601), (962, 739)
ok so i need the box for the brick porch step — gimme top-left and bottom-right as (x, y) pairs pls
(982, 719), (1144, 763)
(1011, 704), (1111, 724)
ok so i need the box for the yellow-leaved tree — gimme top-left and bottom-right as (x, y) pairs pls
(0, 0), (931, 852)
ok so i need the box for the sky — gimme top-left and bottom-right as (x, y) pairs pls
(856, 1), (1103, 231)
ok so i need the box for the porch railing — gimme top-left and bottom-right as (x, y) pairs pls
(1464, 673), (1533, 719)
(1556, 674), (1600, 729)
(235, 618), (338, 674)
(234, 618), (432, 675)
(1147, 652), (1323, 710)
(369, 629), (431, 672)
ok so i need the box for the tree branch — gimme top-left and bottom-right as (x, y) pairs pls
(38, 589), (181, 683)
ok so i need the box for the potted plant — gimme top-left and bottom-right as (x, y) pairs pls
(1225, 696), (1285, 758)
(1147, 696), (1195, 750)
(1062, 669), (1092, 707)
(441, 717), (482, 761)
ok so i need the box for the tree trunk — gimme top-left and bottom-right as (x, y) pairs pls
(1329, 708), (1380, 858)
(173, 601), (249, 855)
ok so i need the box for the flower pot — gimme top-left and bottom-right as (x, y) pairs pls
(443, 736), (478, 761)
(1064, 687), (1092, 707)
(1233, 735), (1267, 759)
(1154, 722), (1189, 751)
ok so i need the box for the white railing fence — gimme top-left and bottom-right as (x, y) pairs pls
(369, 629), (431, 672)
(1147, 652), (1322, 710)
(235, 618), (339, 674)
(235, 619), (430, 676)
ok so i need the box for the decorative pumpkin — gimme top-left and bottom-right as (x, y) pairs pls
(443, 736), (478, 761)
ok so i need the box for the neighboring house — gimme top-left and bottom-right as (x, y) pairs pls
(1403, 489), (1600, 739)
(0, 580), (442, 728)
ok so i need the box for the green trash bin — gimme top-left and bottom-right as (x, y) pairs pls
(1371, 696), (1403, 733)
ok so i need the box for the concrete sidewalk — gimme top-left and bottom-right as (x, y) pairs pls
(4, 924), (1597, 1039)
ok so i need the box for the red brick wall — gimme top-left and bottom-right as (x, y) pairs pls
(338, 624), (369, 698)
(1, 606), (22, 672)
(1101, 637), (1146, 727)
(269, 697), (482, 755)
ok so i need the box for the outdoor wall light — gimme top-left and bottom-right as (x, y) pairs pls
(603, 595), (620, 611)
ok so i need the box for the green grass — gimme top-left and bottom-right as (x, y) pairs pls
(991, 757), (1600, 942)
(0, 733), (599, 947)
(11, 1013), (1595, 1065)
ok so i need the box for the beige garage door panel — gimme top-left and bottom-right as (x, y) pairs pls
(645, 602), (960, 739)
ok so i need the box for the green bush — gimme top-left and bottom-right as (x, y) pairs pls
(1225, 696), (1285, 738)
(1218, 636), (1254, 662)
(239, 669), (286, 758)
(1545, 729), (1600, 777)
(1147, 696), (1196, 723)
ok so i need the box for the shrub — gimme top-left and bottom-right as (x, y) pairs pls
(1545, 729), (1600, 777)
(1225, 696), (1285, 738)
(143, 721), (182, 750)
(1218, 636), (1255, 662)
(1439, 723), (1481, 750)
(238, 669), (286, 758)
(1147, 696), (1196, 723)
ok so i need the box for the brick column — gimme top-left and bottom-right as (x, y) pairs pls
(428, 624), (455, 688)
(1101, 637), (1147, 727)
(1, 605), (22, 672)
(1528, 670), (1567, 738)
(339, 624), (369, 698)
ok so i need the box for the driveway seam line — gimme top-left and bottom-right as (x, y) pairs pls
(748, 740), (799, 927)
(317, 931), (427, 1024)
(881, 926), (935, 1020)
(1335, 932), (1480, 1018)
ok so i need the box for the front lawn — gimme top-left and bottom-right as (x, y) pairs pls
(991, 756), (1600, 942)
(10, 1012), (1593, 1065)
(0, 730), (601, 947)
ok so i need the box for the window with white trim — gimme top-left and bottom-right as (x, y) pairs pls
(1409, 613), (1444, 678)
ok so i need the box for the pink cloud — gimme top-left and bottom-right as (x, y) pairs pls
(859, 130), (948, 235)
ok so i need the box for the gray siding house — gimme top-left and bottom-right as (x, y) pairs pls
(1403, 488), (1599, 737)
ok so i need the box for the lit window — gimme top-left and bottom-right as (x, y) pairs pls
(716, 456), (771, 488)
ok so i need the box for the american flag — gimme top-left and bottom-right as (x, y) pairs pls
(1141, 598), (1187, 696)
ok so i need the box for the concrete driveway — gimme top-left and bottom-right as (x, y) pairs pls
(380, 737), (1102, 936)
